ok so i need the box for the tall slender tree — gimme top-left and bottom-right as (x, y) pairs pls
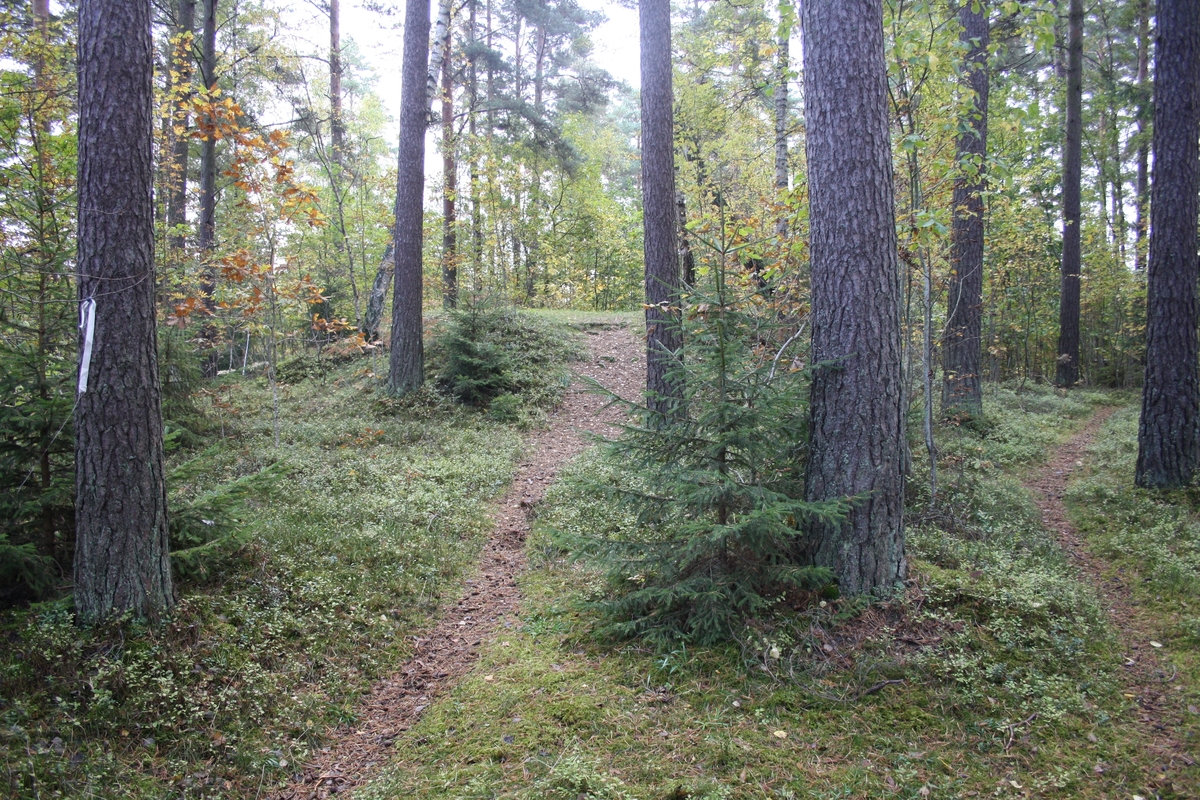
(74, 0), (174, 622)
(197, 0), (219, 376)
(329, 0), (345, 169)
(442, 35), (458, 309)
(388, 0), (432, 394)
(801, 0), (906, 594)
(1134, 0), (1151, 273)
(942, 0), (989, 416)
(1055, 0), (1083, 387)
(640, 0), (683, 418)
(1136, 0), (1200, 489)
(166, 0), (196, 259)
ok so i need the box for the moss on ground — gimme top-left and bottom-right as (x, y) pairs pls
(360, 384), (1191, 800)
(0, 312), (587, 799)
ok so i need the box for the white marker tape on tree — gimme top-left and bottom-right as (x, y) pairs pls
(78, 298), (96, 393)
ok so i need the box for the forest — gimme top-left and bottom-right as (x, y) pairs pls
(1, 0), (1199, 797)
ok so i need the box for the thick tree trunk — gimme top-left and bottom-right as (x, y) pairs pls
(801, 0), (906, 594)
(442, 40), (458, 309)
(387, 0), (431, 395)
(1134, 0), (1151, 273)
(1136, 0), (1200, 489)
(75, 0), (174, 623)
(1055, 0), (1083, 387)
(166, 0), (196, 258)
(942, 0), (989, 417)
(640, 0), (683, 418)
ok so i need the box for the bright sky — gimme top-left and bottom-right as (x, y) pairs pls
(282, 0), (640, 131)
(278, 0), (640, 201)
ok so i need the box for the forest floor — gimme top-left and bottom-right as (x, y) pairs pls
(4, 313), (1199, 800)
(279, 323), (645, 799)
(1025, 409), (1197, 785)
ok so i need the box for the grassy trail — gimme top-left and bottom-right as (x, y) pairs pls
(1026, 408), (1198, 790)
(277, 323), (643, 799)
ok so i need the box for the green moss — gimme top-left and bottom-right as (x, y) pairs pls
(358, 387), (1184, 800)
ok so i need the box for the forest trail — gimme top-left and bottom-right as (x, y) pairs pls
(278, 322), (643, 800)
(1024, 408), (1198, 776)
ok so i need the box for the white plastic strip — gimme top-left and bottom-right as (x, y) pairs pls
(78, 298), (96, 393)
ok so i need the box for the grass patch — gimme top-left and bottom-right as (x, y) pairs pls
(0, 313), (584, 799)
(359, 387), (1182, 799)
(1066, 406), (1200, 734)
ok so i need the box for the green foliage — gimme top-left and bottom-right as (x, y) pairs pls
(554, 277), (842, 646)
(168, 457), (288, 581)
(0, 8), (79, 606)
(430, 301), (583, 414)
(0, 358), (524, 798)
(436, 301), (517, 405)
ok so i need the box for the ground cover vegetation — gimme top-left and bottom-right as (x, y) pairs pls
(2, 0), (1199, 796)
(1, 309), (581, 797)
(359, 384), (1194, 799)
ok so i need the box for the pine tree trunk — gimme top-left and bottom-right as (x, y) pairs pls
(442, 40), (458, 309)
(1136, 0), (1200, 489)
(640, 0), (683, 418)
(387, 0), (431, 395)
(1056, 0), (1083, 387)
(198, 0), (219, 376)
(800, 0), (906, 594)
(1134, 0), (1151, 273)
(942, 0), (988, 417)
(166, 0), (196, 259)
(361, 0), (449, 340)
(75, 0), (174, 623)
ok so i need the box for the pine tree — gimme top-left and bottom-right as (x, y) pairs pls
(74, 0), (174, 623)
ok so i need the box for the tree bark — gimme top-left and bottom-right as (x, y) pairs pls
(640, 0), (683, 418)
(1055, 0), (1082, 387)
(801, 0), (906, 594)
(1134, 0), (1151, 273)
(942, 0), (989, 417)
(75, 0), (174, 623)
(330, 0), (346, 169)
(361, 0), (450, 340)
(387, 0), (431, 395)
(1136, 0), (1200, 489)
(197, 0), (219, 376)
(166, 0), (196, 259)
(442, 38), (458, 309)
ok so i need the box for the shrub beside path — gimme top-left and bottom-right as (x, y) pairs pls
(278, 323), (643, 800)
(1024, 407), (1197, 787)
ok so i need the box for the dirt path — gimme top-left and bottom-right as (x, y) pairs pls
(277, 323), (642, 799)
(1024, 407), (1197, 782)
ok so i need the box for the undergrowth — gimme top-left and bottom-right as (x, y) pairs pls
(0, 312), (588, 799)
(360, 384), (1178, 799)
(1066, 406), (1200, 730)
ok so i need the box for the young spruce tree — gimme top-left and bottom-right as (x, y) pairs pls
(567, 227), (845, 646)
